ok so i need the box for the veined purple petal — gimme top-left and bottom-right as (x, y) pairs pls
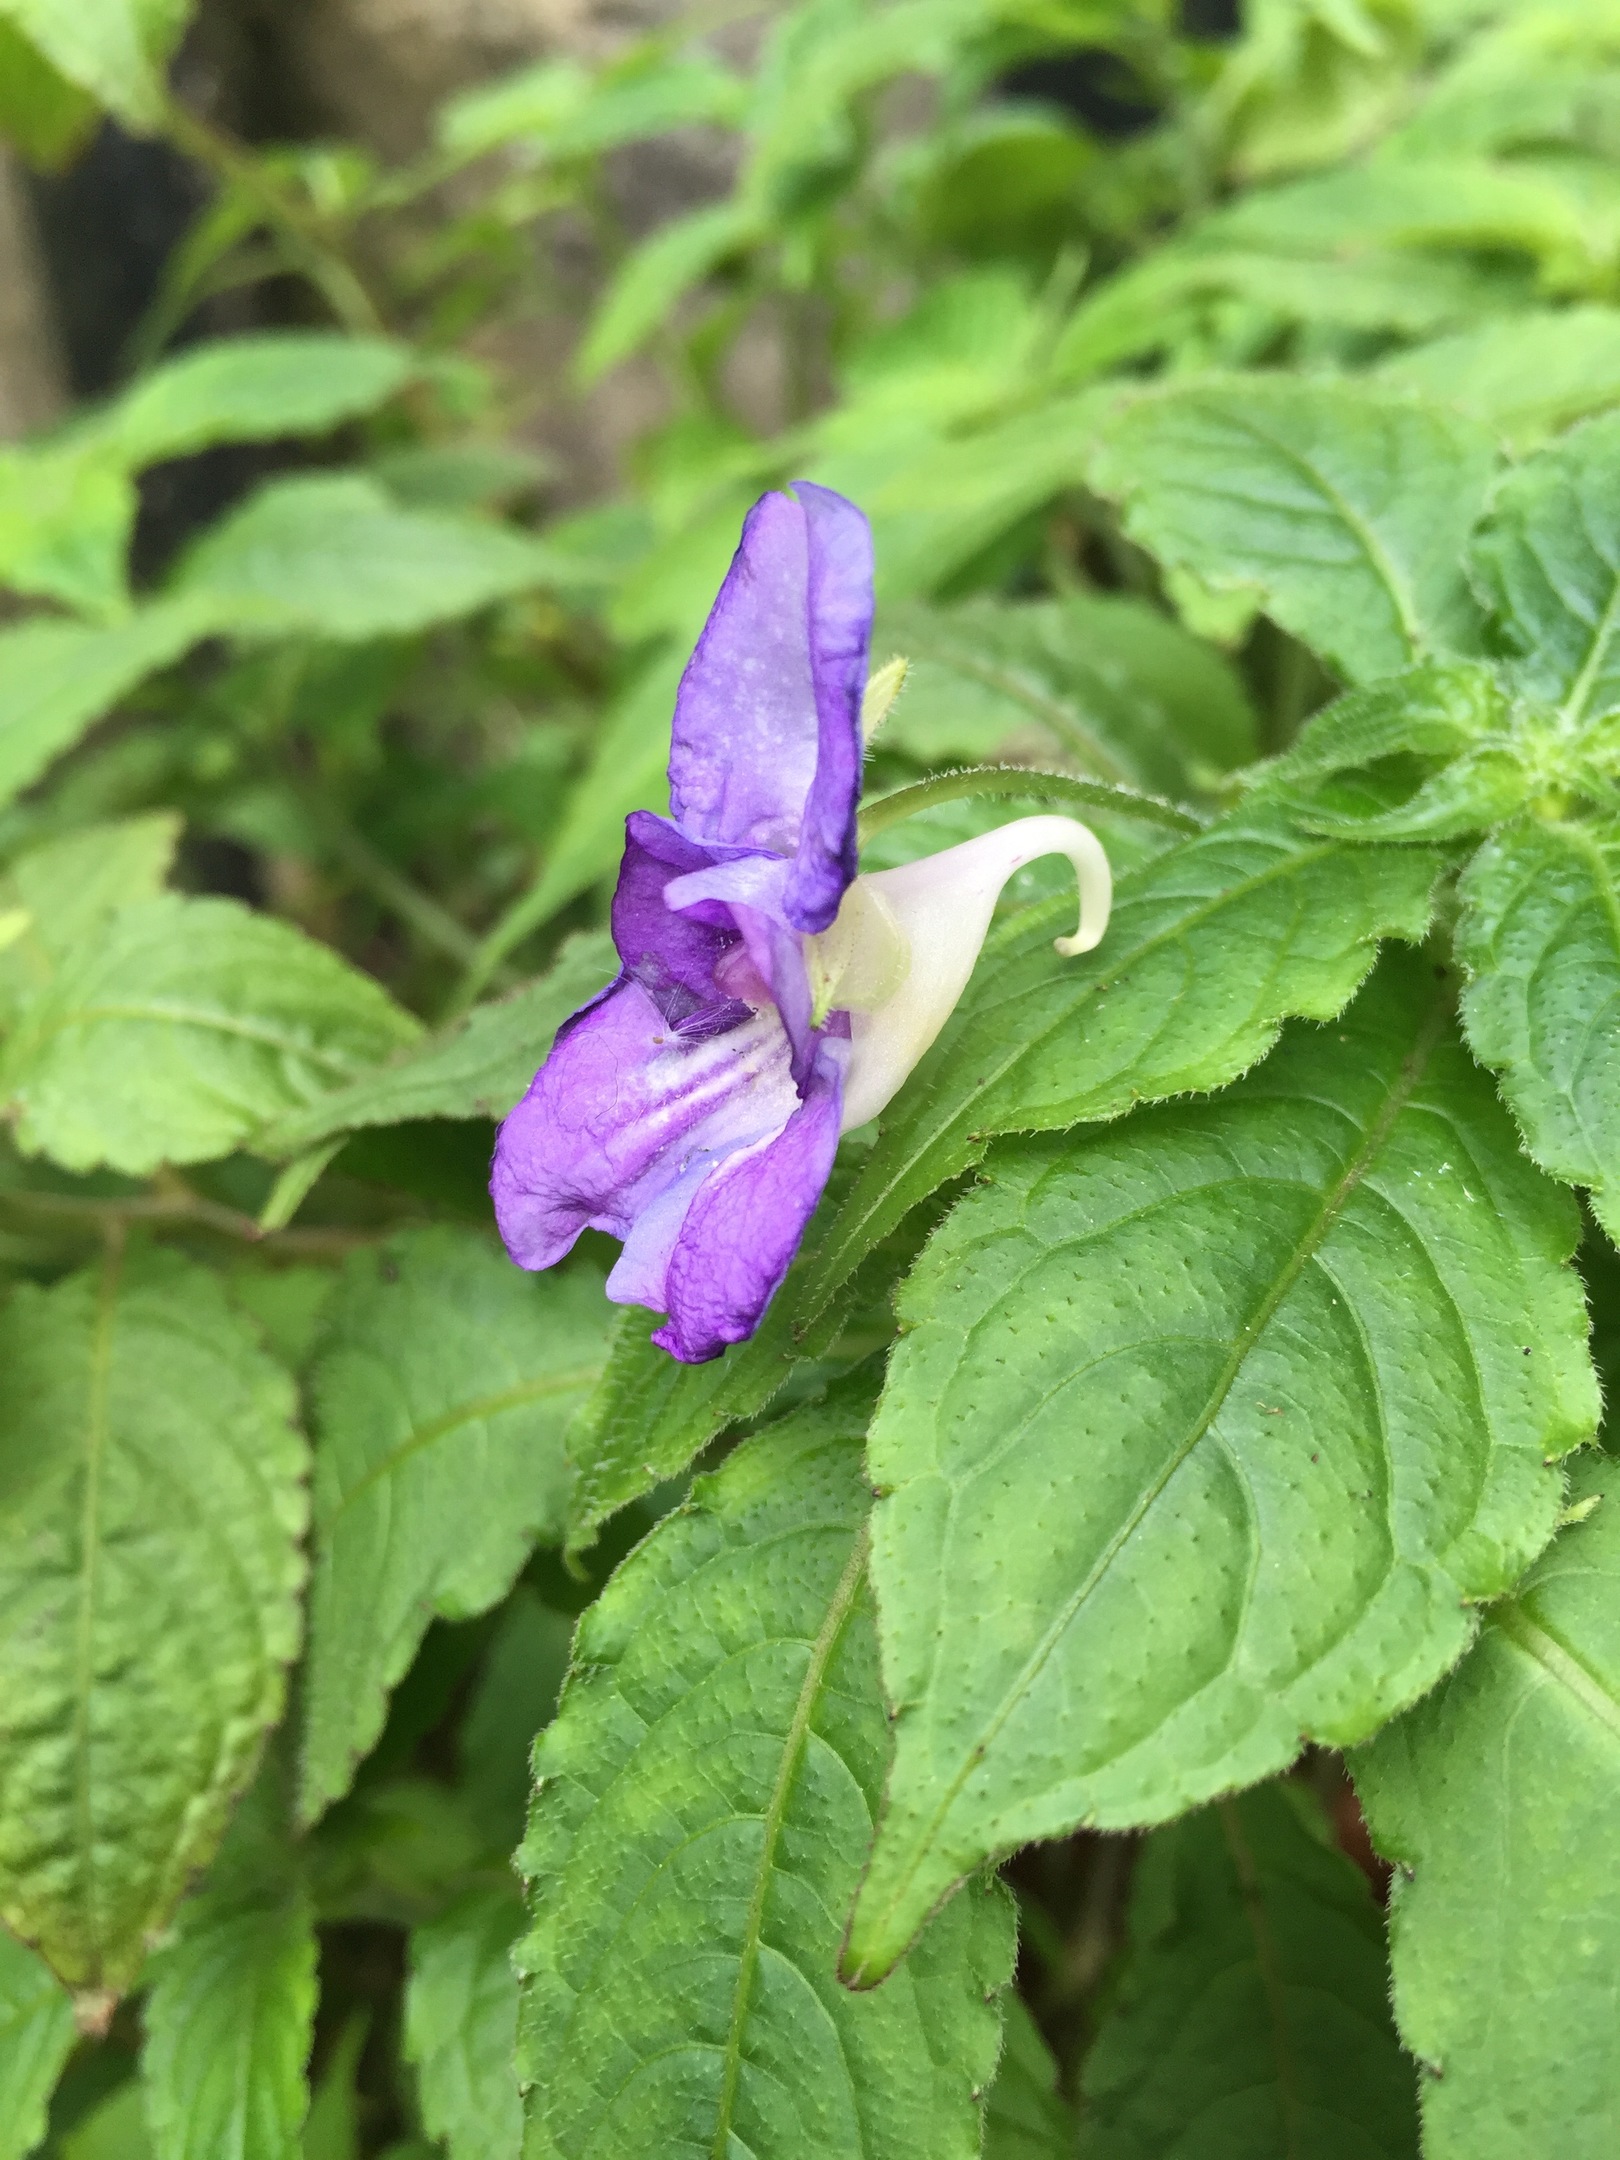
(654, 1031), (846, 1362)
(666, 484), (871, 932)
(613, 811), (753, 1038)
(663, 851), (820, 1083)
(491, 978), (799, 1272)
(784, 481), (872, 934)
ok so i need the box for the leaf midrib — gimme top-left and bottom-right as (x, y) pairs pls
(807, 827), (1349, 1307)
(1492, 1599), (1620, 1746)
(1187, 402), (1429, 665)
(72, 1238), (123, 1982)
(858, 983), (1450, 1956)
(19, 999), (396, 1080)
(326, 1366), (603, 1524)
(709, 1522), (870, 2159)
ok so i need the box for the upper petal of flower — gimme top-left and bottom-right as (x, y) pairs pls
(668, 482), (872, 934)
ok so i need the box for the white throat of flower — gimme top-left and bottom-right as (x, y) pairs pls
(805, 813), (1111, 1133)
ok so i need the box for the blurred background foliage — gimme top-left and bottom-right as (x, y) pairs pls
(0, 0), (1616, 2149)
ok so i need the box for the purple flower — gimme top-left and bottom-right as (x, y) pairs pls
(493, 483), (1111, 1362)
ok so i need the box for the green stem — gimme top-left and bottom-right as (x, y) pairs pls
(160, 97), (389, 336)
(855, 766), (1204, 846)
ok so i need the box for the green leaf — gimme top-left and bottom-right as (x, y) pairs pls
(983, 1997), (1073, 2160)
(1470, 411), (1620, 725)
(0, 1246), (307, 1997)
(876, 593), (1258, 795)
(0, 21), (96, 168)
(298, 1229), (611, 1826)
(1357, 1450), (1620, 2158)
(1079, 1785), (1418, 2157)
(257, 930), (616, 1157)
(172, 476), (559, 641)
(0, 606), (209, 811)
(1374, 308), (1620, 453)
(141, 1765), (317, 2160)
(63, 2082), (154, 2160)
(300, 2019), (364, 2160)
(1456, 814), (1620, 1240)
(404, 1886), (522, 2160)
(0, 1925), (75, 2160)
(0, 812), (180, 1030)
(578, 202), (759, 382)
(1089, 379), (1498, 683)
(457, 1587), (572, 1852)
(799, 806), (1444, 1337)
(97, 335), (417, 471)
(0, 892), (421, 1175)
(843, 951), (1595, 1981)
(515, 1389), (1015, 2159)
(439, 52), (746, 163)
(0, 443), (134, 617)
(0, 0), (187, 130)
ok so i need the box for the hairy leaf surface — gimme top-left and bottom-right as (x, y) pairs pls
(1358, 1453), (1620, 2159)
(0, 1926), (74, 2160)
(801, 807), (1442, 1331)
(259, 930), (615, 1156)
(298, 1229), (610, 1825)
(0, 893), (420, 1173)
(875, 592), (1257, 792)
(983, 1997), (1073, 2160)
(1089, 379), (1496, 682)
(0, 1248), (307, 1995)
(844, 953), (1594, 1979)
(1457, 815), (1620, 1238)
(1080, 1786), (1417, 2157)
(1470, 412), (1620, 724)
(516, 1393), (1015, 2160)
(141, 1766), (316, 2160)
(404, 1885), (523, 2160)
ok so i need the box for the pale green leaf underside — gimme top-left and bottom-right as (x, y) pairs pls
(0, 1250), (307, 1993)
(1080, 1785), (1418, 2158)
(141, 1769), (316, 2160)
(259, 930), (616, 1156)
(516, 1393), (1015, 2160)
(846, 953), (1594, 1980)
(1469, 411), (1620, 724)
(298, 1229), (611, 1826)
(0, 892), (421, 1175)
(1357, 1453), (1620, 2160)
(802, 807), (1443, 1336)
(0, 1926), (75, 2160)
(1089, 378), (1497, 684)
(404, 1885), (523, 2160)
(1457, 816), (1620, 1240)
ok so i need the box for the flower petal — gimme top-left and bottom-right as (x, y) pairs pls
(491, 978), (799, 1270)
(654, 1033), (847, 1362)
(613, 811), (754, 1037)
(840, 814), (1112, 1131)
(784, 481), (872, 933)
(667, 484), (871, 929)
